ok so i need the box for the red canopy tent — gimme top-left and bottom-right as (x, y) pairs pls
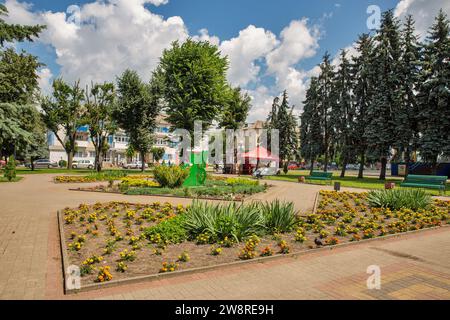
(240, 146), (279, 174)
(241, 146), (280, 162)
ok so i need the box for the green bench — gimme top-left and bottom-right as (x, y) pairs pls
(305, 171), (333, 185)
(400, 174), (447, 194)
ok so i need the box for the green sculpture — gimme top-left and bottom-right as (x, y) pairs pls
(183, 151), (208, 187)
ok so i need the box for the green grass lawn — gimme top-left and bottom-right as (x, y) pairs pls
(15, 168), (153, 175)
(0, 176), (23, 183)
(264, 170), (450, 196)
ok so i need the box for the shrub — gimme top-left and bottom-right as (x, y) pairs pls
(4, 156), (16, 181)
(367, 189), (432, 211)
(153, 165), (189, 188)
(144, 214), (187, 244)
(119, 178), (160, 188)
(260, 200), (297, 233)
(226, 177), (259, 186)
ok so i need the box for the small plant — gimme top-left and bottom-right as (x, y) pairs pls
(278, 240), (290, 254)
(159, 262), (179, 273)
(153, 165), (189, 188)
(351, 234), (361, 242)
(367, 189), (431, 211)
(319, 229), (329, 239)
(4, 156), (16, 181)
(116, 262), (128, 273)
(177, 251), (190, 262)
(96, 266), (113, 282)
(260, 246), (274, 257)
(325, 237), (339, 245)
(238, 235), (260, 260)
(119, 249), (136, 262)
(210, 245), (222, 256)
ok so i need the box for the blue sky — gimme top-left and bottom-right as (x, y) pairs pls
(3, 0), (448, 120)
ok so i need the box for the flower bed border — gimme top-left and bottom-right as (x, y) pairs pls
(68, 187), (251, 203)
(57, 197), (450, 295)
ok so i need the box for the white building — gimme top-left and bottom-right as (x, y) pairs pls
(48, 115), (179, 166)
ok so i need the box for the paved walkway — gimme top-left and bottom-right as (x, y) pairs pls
(0, 174), (449, 300)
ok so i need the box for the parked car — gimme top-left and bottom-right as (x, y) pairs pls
(346, 164), (360, 170)
(33, 159), (58, 169)
(287, 162), (300, 170)
(72, 160), (94, 170)
(123, 161), (149, 170)
(252, 167), (281, 178)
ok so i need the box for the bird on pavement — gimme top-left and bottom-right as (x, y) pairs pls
(314, 238), (323, 247)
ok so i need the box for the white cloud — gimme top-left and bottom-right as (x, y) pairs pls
(37, 67), (53, 96)
(246, 86), (274, 122)
(5, 0), (189, 85)
(192, 28), (220, 46)
(219, 25), (277, 87)
(394, 0), (450, 39)
(266, 19), (320, 75)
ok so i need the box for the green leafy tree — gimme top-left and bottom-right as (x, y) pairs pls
(41, 79), (85, 170)
(0, 103), (30, 159)
(417, 10), (450, 173)
(84, 82), (117, 172)
(219, 87), (251, 173)
(365, 10), (402, 180)
(158, 39), (229, 137)
(115, 70), (160, 172)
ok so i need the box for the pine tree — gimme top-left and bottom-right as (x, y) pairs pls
(395, 15), (421, 170)
(417, 9), (450, 173)
(277, 91), (299, 167)
(332, 50), (356, 177)
(353, 34), (374, 179)
(300, 77), (323, 174)
(365, 10), (402, 180)
(316, 53), (336, 172)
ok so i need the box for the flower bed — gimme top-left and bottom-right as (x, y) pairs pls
(59, 192), (450, 289)
(55, 173), (153, 184)
(74, 177), (268, 201)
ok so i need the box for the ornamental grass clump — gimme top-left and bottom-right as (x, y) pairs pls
(367, 189), (432, 211)
(260, 200), (297, 233)
(153, 165), (189, 188)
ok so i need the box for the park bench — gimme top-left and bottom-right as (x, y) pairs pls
(400, 174), (447, 194)
(305, 171), (333, 185)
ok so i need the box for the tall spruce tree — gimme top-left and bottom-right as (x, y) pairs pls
(365, 10), (402, 180)
(332, 50), (356, 177)
(395, 15), (421, 170)
(353, 34), (374, 179)
(300, 77), (323, 174)
(417, 9), (450, 172)
(277, 91), (299, 167)
(317, 53), (336, 172)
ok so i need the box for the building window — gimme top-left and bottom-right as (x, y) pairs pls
(89, 152), (96, 158)
(75, 152), (85, 158)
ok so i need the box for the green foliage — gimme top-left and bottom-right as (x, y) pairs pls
(4, 155), (16, 181)
(0, 4), (46, 47)
(153, 165), (189, 188)
(367, 189), (432, 211)
(158, 39), (229, 135)
(151, 147), (165, 163)
(183, 201), (265, 242)
(260, 200), (297, 233)
(40, 79), (85, 169)
(144, 214), (187, 244)
(225, 177), (259, 186)
(84, 82), (117, 172)
(219, 87), (251, 130)
(115, 70), (160, 171)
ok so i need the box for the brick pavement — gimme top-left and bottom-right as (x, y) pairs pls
(0, 174), (449, 300)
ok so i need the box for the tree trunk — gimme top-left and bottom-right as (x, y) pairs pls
(431, 157), (438, 175)
(310, 157), (315, 175)
(96, 152), (103, 172)
(67, 151), (74, 170)
(404, 147), (411, 177)
(379, 157), (387, 180)
(30, 157), (35, 171)
(141, 151), (146, 172)
(358, 152), (365, 179)
(324, 151), (329, 173)
(340, 156), (348, 178)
